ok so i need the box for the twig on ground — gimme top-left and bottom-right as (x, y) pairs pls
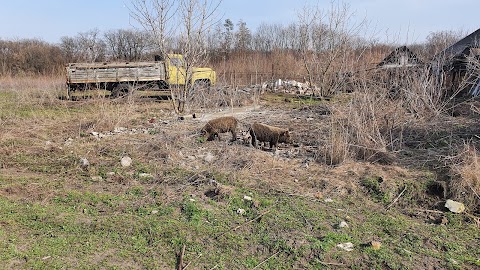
(468, 184), (480, 201)
(183, 253), (203, 270)
(319, 261), (345, 266)
(177, 244), (186, 270)
(465, 212), (480, 226)
(412, 208), (444, 214)
(252, 250), (281, 269)
(386, 186), (407, 210)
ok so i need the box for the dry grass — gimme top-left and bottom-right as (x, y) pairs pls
(449, 144), (480, 212)
(321, 87), (405, 166)
(0, 75), (65, 104)
(1, 75), (479, 269)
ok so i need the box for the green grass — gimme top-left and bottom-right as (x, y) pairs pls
(1, 172), (479, 269)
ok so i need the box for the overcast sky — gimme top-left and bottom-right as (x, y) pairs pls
(0, 0), (478, 44)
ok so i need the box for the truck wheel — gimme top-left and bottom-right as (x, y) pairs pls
(112, 83), (132, 98)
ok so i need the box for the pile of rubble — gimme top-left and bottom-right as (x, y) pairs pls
(262, 79), (316, 95)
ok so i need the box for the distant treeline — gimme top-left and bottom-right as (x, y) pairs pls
(0, 20), (464, 77)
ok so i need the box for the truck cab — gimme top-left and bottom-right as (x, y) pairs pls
(165, 54), (216, 88)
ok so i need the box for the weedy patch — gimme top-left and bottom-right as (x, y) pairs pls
(0, 79), (479, 269)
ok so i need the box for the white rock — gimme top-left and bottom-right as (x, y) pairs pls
(338, 221), (349, 228)
(336, 242), (354, 251)
(151, 210), (159, 214)
(114, 127), (127, 133)
(138, 173), (153, 179)
(121, 156), (132, 167)
(79, 157), (90, 168)
(204, 152), (215, 163)
(91, 176), (103, 181)
(243, 195), (253, 201)
(324, 198), (333, 203)
(236, 208), (246, 215)
(91, 131), (99, 137)
(445, 199), (465, 213)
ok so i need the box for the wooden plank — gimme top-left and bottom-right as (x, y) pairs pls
(66, 62), (167, 84)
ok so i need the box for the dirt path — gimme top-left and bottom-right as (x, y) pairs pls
(189, 105), (268, 122)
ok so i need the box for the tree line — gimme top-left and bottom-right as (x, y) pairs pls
(0, 9), (464, 78)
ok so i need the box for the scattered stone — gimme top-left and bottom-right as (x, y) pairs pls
(107, 172), (115, 176)
(91, 131), (99, 137)
(338, 221), (349, 228)
(151, 210), (159, 214)
(138, 173), (153, 179)
(187, 155), (196, 161)
(64, 138), (73, 146)
(79, 157), (90, 169)
(371, 241), (382, 250)
(91, 176), (103, 181)
(445, 199), (465, 213)
(449, 258), (459, 265)
(324, 198), (334, 203)
(243, 195), (253, 201)
(121, 156), (132, 167)
(336, 242), (354, 251)
(114, 127), (127, 133)
(204, 152), (215, 163)
(236, 208), (246, 215)
(189, 198), (196, 202)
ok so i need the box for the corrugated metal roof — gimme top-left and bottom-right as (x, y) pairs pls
(377, 46), (423, 68)
(435, 28), (480, 59)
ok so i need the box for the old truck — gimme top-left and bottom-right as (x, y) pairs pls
(65, 54), (216, 99)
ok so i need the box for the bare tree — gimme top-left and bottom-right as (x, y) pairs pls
(175, 0), (222, 112)
(104, 29), (153, 61)
(425, 30), (465, 59)
(0, 39), (64, 76)
(129, 0), (221, 113)
(60, 29), (106, 63)
(129, 0), (178, 56)
(297, 0), (369, 96)
(77, 29), (107, 62)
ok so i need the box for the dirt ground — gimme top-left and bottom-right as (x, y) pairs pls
(140, 93), (480, 212)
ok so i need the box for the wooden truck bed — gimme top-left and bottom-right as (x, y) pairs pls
(66, 61), (167, 84)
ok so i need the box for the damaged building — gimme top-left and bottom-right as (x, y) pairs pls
(432, 28), (480, 97)
(374, 45), (425, 95)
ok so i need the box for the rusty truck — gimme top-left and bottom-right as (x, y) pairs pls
(65, 54), (216, 99)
